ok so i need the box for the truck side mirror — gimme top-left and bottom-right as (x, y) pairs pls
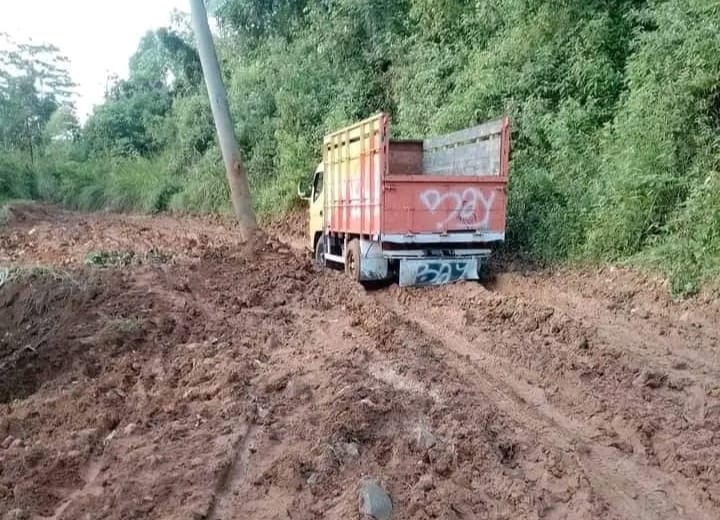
(297, 180), (312, 200)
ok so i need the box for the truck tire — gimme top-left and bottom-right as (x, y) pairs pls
(314, 236), (326, 266)
(345, 239), (361, 282)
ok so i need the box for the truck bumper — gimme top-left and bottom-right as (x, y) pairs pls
(398, 257), (486, 287)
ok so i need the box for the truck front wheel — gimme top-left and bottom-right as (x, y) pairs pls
(314, 236), (326, 266)
(345, 239), (361, 281)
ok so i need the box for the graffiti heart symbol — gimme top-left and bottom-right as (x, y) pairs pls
(419, 190), (443, 212)
(420, 188), (496, 230)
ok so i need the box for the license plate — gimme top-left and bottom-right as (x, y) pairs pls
(398, 258), (479, 287)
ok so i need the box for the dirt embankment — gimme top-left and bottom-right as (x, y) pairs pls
(1, 204), (719, 520)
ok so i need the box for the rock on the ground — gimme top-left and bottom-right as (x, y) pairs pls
(286, 377), (310, 399)
(3, 509), (28, 520)
(634, 368), (666, 389)
(75, 427), (99, 444)
(358, 478), (393, 520)
(104, 430), (117, 446)
(575, 336), (590, 350)
(415, 474), (434, 492)
(342, 442), (360, 459)
(412, 425), (436, 451)
(1, 436), (14, 450)
(306, 472), (320, 488)
(672, 360), (689, 370)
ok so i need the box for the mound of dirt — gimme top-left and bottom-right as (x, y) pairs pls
(261, 209), (306, 240)
(0, 202), (60, 226)
(0, 206), (248, 267)
(0, 230), (328, 518)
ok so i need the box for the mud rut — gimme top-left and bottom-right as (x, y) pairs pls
(0, 204), (718, 520)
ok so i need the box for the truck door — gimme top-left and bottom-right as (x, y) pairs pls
(308, 167), (324, 251)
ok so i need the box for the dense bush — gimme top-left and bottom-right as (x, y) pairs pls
(0, 153), (37, 203)
(1, 0), (719, 294)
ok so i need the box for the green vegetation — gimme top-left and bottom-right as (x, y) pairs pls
(1, 0), (719, 294)
(0, 265), (77, 288)
(84, 248), (173, 267)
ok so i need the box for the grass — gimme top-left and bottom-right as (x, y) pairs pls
(0, 153), (37, 204)
(0, 266), (78, 286)
(0, 204), (11, 226)
(84, 250), (136, 267)
(84, 248), (174, 268)
(104, 317), (144, 335)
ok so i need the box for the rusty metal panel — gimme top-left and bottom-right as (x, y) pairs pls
(423, 119), (504, 149)
(382, 176), (507, 236)
(388, 140), (423, 175)
(422, 118), (505, 176)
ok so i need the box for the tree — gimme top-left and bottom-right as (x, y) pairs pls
(213, 0), (308, 48)
(44, 103), (80, 141)
(83, 26), (203, 157)
(0, 33), (76, 160)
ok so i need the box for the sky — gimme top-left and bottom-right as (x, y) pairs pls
(1, 0), (188, 120)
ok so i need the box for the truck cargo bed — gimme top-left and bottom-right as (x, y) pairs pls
(314, 112), (510, 286)
(323, 113), (509, 242)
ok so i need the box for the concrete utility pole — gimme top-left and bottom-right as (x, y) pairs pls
(189, 0), (257, 238)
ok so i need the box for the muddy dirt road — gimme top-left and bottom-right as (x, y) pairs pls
(1, 203), (719, 520)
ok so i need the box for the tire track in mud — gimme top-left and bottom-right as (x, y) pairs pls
(434, 278), (720, 511)
(273, 230), (720, 518)
(39, 457), (105, 520)
(206, 424), (259, 520)
(342, 301), (604, 518)
(490, 275), (720, 379)
(372, 291), (716, 520)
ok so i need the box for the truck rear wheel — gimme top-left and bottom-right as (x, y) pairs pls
(345, 239), (361, 281)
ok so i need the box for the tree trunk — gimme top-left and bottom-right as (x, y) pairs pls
(26, 118), (34, 165)
(189, 0), (257, 239)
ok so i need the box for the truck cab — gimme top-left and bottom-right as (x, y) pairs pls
(298, 163), (324, 261)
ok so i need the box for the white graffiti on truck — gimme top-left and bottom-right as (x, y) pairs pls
(349, 179), (362, 219)
(347, 176), (381, 220)
(420, 188), (496, 230)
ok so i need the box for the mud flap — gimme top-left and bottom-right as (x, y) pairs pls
(398, 258), (480, 287)
(358, 239), (390, 281)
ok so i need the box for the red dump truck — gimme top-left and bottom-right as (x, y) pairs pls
(299, 112), (510, 286)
